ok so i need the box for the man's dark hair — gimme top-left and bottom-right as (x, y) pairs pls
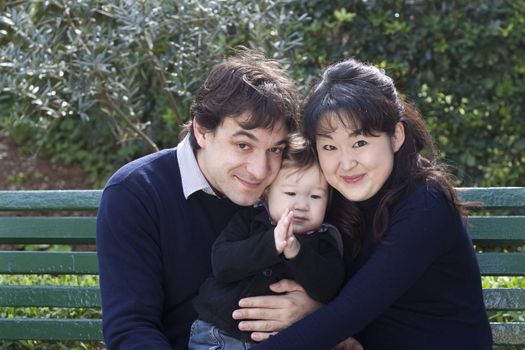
(182, 47), (299, 149)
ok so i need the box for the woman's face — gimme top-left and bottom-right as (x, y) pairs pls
(315, 116), (405, 202)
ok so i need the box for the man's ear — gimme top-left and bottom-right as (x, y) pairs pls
(193, 119), (208, 148)
(392, 122), (405, 152)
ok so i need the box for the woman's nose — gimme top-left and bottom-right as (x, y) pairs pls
(341, 152), (357, 170)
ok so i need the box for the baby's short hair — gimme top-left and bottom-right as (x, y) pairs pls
(282, 133), (318, 172)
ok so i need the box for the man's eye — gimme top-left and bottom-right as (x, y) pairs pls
(270, 147), (284, 154)
(353, 140), (368, 148)
(237, 143), (248, 150)
(322, 145), (336, 151)
(285, 192), (296, 196)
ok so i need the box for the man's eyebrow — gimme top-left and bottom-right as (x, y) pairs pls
(232, 130), (287, 146)
(232, 130), (258, 141)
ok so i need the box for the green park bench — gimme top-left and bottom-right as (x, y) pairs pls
(0, 188), (524, 347)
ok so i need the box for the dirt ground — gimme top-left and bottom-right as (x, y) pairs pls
(0, 129), (94, 190)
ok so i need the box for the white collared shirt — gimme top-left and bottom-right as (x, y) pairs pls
(176, 135), (218, 199)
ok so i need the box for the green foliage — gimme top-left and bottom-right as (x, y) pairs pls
(295, 0), (525, 187)
(0, 0), (307, 183)
(1, 0), (524, 186)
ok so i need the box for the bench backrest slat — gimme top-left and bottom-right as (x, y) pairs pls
(0, 251), (98, 274)
(0, 217), (96, 244)
(458, 187), (525, 209)
(490, 322), (525, 345)
(0, 286), (100, 307)
(483, 289), (525, 311)
(477, 253), (525, 276)
(0, 319), (102, 341)
(0, 190), (102, 211)
(469, 216), (525, 243)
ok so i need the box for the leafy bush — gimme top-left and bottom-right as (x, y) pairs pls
(293, 0), (525, 187)
(1, 1), (524, 186)
(0, 0), (307, 184)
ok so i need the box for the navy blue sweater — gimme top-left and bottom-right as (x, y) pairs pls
(96, 148), (241, 349)
(256, 183), (493, 350)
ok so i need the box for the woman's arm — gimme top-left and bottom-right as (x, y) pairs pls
(250, 190), (455, 349)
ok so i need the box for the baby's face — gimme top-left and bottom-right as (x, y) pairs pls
(266, 164), (328, 234)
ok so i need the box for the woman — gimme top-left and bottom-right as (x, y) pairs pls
(251, 58), (492, 349)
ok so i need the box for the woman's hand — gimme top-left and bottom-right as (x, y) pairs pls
(232, 279), (322, 341)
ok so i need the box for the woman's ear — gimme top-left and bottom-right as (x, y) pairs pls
(193, 119), (208, 149)
(392, 122), (405, 152)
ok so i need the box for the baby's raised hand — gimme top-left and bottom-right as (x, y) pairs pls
(274, 209), (293, 254)
(274, 209), (300, 259)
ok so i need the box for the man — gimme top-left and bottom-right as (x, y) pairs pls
(96, 48), (320, 349)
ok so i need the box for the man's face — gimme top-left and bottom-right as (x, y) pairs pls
(194, 112), (288, 206)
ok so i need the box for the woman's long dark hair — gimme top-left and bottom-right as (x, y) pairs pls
(303, 58), (465, 261)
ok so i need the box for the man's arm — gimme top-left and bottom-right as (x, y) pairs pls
(97, 184), (172, 349)
(232, 279), (323, 342)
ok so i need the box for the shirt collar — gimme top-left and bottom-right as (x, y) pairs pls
(176, 135), (218, 199)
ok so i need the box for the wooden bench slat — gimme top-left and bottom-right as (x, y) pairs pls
(0, 217), (96, 244)
(483, 288), (525, 310)
(469, 216), (525, 243)
(458, 187), (525, 209)
(477, 253), (525, 276)
(0, 286), (100, 307)
(0, 190), (101, 211)
(0, 251), (98, 274)
(0, 319), (102, 341)
(491, 322), (525, 345)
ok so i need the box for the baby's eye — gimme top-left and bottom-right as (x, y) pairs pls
(311, 195), (322, 199)
(284, 192), (296, 196)
(353, 140), (368, 148)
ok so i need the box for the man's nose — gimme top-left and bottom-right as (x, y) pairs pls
(246, 152), (270, 180)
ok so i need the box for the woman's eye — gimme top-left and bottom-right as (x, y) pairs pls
(285, 192), (296, 196)
(353, 140), (368, 148)
(322, 144), (336, 151)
